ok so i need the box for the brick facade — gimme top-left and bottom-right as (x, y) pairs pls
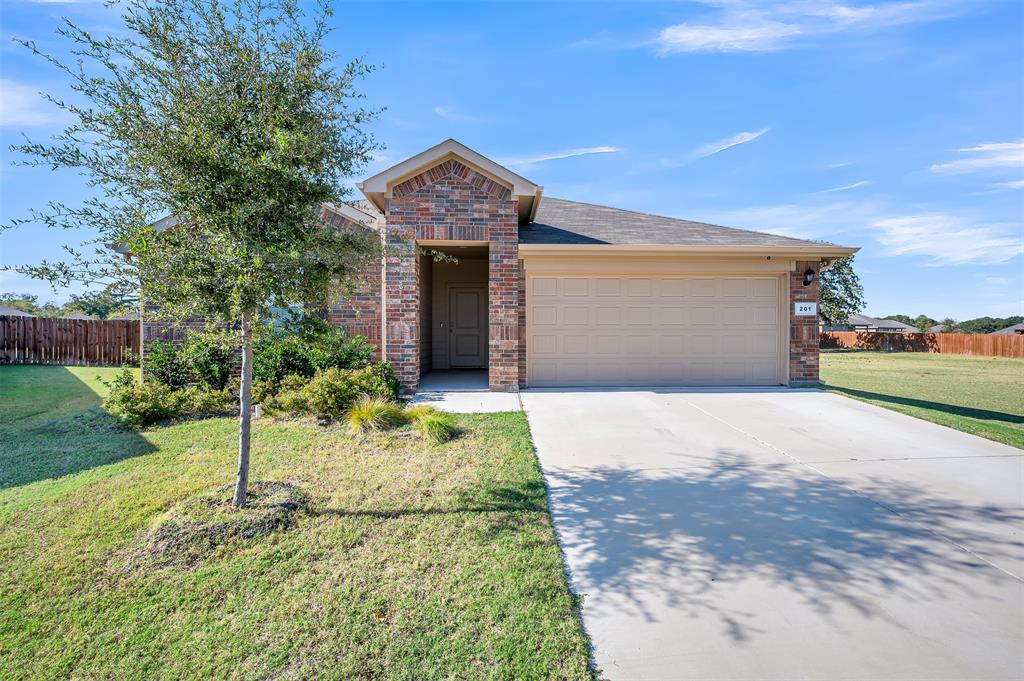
(383, 158), (520, 391)
(789, 259), (823, 385)
(324, 208), (383, 354)
(142, 162), (829, 393)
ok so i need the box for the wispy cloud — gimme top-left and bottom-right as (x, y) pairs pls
(994, 179), (1024, 190)
(662, 128), (769, 167)
(817, 180), (870, 193)
(433, 105), (482, 125)
(695, 199), (1023, 265)
(653, 1), (960, 54)
(499, 146), (621, 169)
(692, 200), (876, 241)
(930, 139), (1024, 174)
(693, 128), (769, 158)
(871, 215), (1023, 265)
(657, 21), (802, 53)
(0, 79), (66, 128)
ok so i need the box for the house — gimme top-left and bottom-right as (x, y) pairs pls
(824, 314), (916, 333)
(991, 323), (1024, 335)
(144, 139), (857, 390)
(0, 305), (34, 317)
(62, 312), (96, 320)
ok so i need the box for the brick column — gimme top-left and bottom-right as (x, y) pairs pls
(790, 260), (822, 386)
(487, 219), (519, 391)
(384, 228), (419, 390)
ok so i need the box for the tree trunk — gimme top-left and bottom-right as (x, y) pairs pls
(232, 311), (254, 507)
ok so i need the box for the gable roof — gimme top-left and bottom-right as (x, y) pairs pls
(359, 139), (542, 224)
(519, 197), (856, 256)
(992, 323), (1024, 335)
(845, 314), (916, 330)
(0, 305), (33, 317)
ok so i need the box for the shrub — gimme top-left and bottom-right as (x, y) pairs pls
(264, 389), (311, 416)
(252, 379), (275, 405)
(347, 396), (408, 436)
(414, 411), (457, 444)
(180, 387), (236, 416)
(254, 374), (307, 405)
(179, 333), (234, 390)
(252, 326), (375, 388)
(306, 330), (373, 374)
(104, 381), (183, 428)
(278, 373), (310, 393)
(252, 334), (314, 385)
(367, 361), (401, 399)
(346, 365), (397, 402)
(143, 340), (193, 389)
(302, 367), (360, 419)
(265, 366), (395, 420)
(101, 365), (139, 391)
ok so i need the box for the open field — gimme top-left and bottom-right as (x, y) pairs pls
(821, 351), (1023, 449)
(0, 365), (591, 680)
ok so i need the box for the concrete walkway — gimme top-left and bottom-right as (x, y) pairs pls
(522, 388), (1024, 680)
(409, 370), (521, 413)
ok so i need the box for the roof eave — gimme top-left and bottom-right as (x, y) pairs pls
(517, 244), (859, 259)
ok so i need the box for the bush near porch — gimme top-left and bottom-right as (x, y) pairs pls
(0, 365), (593, 679)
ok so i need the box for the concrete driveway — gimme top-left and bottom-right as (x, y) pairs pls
(521, 389), (1024, 681)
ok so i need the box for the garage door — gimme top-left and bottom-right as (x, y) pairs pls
(527, 275), (783, 387)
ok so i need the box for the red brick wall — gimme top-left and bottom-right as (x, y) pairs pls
(323, 208), (383, 356)
(789, 260), (822, 385)
(386, 159), (520, 391)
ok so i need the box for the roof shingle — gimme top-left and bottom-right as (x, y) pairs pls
(520, 196), (845, 249)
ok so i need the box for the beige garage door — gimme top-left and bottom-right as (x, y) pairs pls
(527, 275), (784, 387)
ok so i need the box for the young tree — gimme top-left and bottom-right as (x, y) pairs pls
(818, 255), (866, 325)
(939, 318), (957, 333)
(8, 0), (380, 506)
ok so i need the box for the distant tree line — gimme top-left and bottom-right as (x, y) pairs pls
(1, 283), (137, 319)
(882, 314), (1023, 334)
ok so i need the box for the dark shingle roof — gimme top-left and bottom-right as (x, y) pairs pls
(520, 196), (841, 248)
(992, 323), (1024, 335)
(846, 314), (916, 331)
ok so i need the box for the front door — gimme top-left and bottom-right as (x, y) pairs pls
(448, 285), (487, 368)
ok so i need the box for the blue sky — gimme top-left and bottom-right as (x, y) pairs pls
(1, 0), (1022, 320)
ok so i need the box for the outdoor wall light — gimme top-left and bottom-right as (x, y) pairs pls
(803, 267), (816, 286)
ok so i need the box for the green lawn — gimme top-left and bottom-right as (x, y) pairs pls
(821, 351), (1024, 449)
(0, 365), (592, 680)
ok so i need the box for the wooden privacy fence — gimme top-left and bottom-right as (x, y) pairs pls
(821, 331), (1024, 359)
(0, 316), (140, 366)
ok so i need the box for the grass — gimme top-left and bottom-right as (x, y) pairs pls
(820, 351), (1024, 449)
(0, 365), (592, 680)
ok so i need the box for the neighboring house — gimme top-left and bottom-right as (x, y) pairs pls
(991, 323), (1024, 335)
(824, 314), (916, 333)
(0, 305), (34, 317)
(62, 312), (96, 320)
(144, 139), (857, 390)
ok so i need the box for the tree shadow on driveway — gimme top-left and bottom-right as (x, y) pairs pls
(544, 451), (1024, 642)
